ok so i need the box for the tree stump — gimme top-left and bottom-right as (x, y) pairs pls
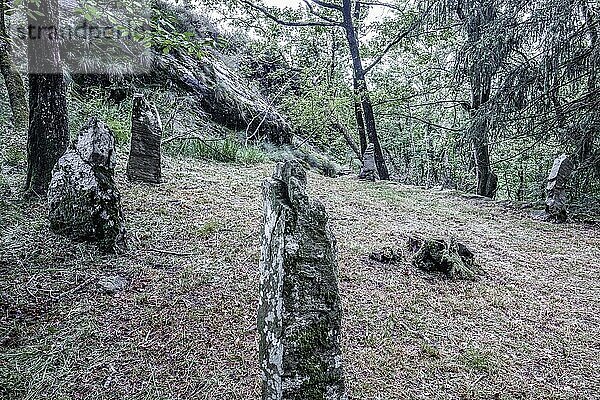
(358, 143), (379, 182)
(259, 161), (346, 400)
(48, 118), (126, 253)
(408, 235), (479, 280)
(127, 93), (162, 184)
(545, 154), (574, 223)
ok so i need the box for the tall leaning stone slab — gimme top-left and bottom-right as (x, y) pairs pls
(546, 154), (574, 223)
(259, 161), (346, 400)
(359, 143), (379, 182)
(127, 94), (162, 183)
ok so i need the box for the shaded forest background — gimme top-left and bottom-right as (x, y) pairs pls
(0, 0), (599, 208)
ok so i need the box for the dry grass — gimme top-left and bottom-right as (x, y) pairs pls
(1, 156), (599, 400)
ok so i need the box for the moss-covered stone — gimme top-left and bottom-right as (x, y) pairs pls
(259, 161), (346, 400)
(48, 118), (126, 253)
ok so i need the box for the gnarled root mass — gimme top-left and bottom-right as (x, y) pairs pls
(408, 235), (480, 281)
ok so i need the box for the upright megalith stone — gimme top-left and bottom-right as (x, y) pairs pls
(359, 143), (379, 182)
(127, 94), (162, 183)
(259, 161), (346, 400)
(48, 118), (126, 252)
(546, 154), (574, 223)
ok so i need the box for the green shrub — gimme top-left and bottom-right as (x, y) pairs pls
(166, 138), (237, 162)
(2, 147), (26, 167)
(237, 145), (267, 165)
(68, 88), (132, 146)
(165, 137), (266, 165)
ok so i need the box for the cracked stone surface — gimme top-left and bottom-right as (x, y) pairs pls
(546, 154), (574, 223)
(359, 143), (379, 182)
(48, 118), (126, 253)
(258, 160), (346, 400)
(127, 93), (163, 184)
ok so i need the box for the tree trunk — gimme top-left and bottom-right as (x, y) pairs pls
(458, 1), (498, 198)
(472, 117), (497, 198)
(0, 0), (28, 131)
(581, 2), (596, 164)
(342, 0), (389, 180)
(469, 68), (497, 198)
(25, 0), (69, 196)
(353, 80), (367, 156)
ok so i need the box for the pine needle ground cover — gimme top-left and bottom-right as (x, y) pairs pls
(1, 157), (599, 399)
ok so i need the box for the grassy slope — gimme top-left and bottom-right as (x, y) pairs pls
(1, 157), (599, 400)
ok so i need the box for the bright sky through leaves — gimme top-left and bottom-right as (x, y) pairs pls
(263, 0), (303, 8)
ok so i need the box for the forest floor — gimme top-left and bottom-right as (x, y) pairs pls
(1, 156), (599, 400)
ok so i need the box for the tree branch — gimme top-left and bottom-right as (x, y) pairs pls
(302, 0), (343, 24)
(356, 1), (407, 14)
(363, 0), (439, 74)
(379, 112), (463, 132)
(240, 0), (342, 27)
(310, 0), (343, 11)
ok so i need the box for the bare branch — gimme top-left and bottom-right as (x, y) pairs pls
(310, 0), (343, 11)
(379, 112), (463, 132)
(356, 1), (407, 14)
(240, 0), (342, 27)
(302, 0), (343, 24)
(363, 0), (439, 74)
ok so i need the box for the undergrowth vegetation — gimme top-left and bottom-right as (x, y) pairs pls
(164, 137), (267, 165)
(69, 88), (133, 145)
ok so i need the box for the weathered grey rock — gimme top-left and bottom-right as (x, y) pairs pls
(359, 143), (379, 182)
(48, 118), (126, 252)
(545, 154), (574, 223)
(259, 161), (346, 400)
(97, 276), (129, 294)
(370, 247), (401, 264)
(127, 94), (162, 184)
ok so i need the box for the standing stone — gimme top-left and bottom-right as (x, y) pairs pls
(48, 118), (126, 252)
(127, 94), (162, 183)
(259, 161), (346, 400)
(359, 143), (379, 181)
(546, 154), (574, 223)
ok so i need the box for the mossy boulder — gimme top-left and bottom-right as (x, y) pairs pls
(48, 118), (126, 253)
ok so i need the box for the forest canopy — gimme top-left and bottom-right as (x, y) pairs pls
(199, 0), (599, 202)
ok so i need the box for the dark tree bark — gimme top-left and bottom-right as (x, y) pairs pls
(0, 0), (28, 131)
(353, 80), (367, 156)
(458, 1), (498, 198)
(25, 0), (69, 196)
(470, 73), (497, 198)
(342, 0), (389, 179)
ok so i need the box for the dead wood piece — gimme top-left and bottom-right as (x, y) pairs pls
(408, 235), (479, 280)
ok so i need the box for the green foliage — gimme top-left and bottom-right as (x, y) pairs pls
(68, 89), (132, 145)
(237, 146), (267, 165)
(196, 220), (221, 237)
(265, 144), (340, 178)
(2, 147), (26, 167)
(461, 348), (496, 373)
(165, 137), (266, 165)
(421, 343), (441, 359)
(72, 0), (214, 58)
